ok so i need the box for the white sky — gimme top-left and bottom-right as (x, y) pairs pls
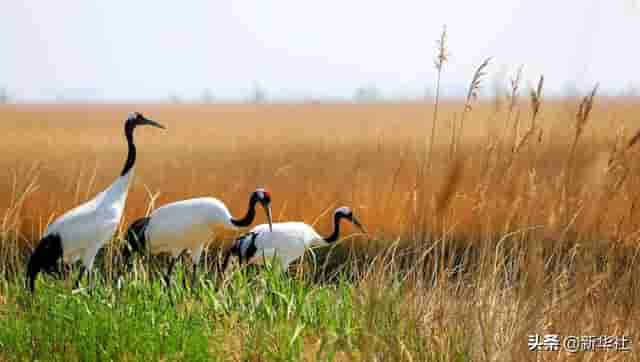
(2, 1), (639, 101)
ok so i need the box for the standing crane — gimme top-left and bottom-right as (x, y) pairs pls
(219, 206), (365, 274)
(123, 188), (273, 287)
(25, 112), (165, 292)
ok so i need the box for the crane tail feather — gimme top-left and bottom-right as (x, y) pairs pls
(26, 234), (63, 293)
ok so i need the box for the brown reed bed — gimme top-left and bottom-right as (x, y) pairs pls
(1, 94), (640, 359)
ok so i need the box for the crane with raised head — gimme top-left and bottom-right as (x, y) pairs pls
(26, 112), (165, 292)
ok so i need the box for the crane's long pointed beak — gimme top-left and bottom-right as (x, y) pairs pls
(144, 118), (166, 129)
(351, 215), (367, 234)
(264, 204), (273, 232)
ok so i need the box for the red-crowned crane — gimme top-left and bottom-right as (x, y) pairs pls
(219, 206), (365, 274)
(123, 188), (273, 287)
(26, 112), (165, 292)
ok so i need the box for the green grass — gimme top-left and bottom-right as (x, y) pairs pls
(0, 261), (471, 361)
(2, 240), (639, 361)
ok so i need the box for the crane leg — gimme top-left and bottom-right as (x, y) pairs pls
(182, 262), (188, 290)
(74, 266), (86, 289)
(88, 268), (94, 289)
(164, 257), (178, 288)
(189, 244), (203, 290)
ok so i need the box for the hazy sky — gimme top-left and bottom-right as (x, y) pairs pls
(3, 1), (639, 101)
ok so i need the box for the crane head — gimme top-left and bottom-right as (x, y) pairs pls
(335, 206), (366, 233)
(252, 188), (273, 232)
(126, 112), (166, 129)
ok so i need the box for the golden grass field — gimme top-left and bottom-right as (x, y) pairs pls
(2, 99), (640, 360)
(1, 100), (640, 245)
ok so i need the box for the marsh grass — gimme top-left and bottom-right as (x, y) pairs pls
(0, 66), (639, 360)
(0, 258), (473, 361)
(1, 227), (638, 361)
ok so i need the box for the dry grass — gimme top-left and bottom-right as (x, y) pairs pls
(1, 97), (640, 360)
(2, 101), (639, 243)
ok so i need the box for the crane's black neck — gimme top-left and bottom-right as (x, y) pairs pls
(230, 198), (257, 227)
(121, 122), (137, 176)
(324, 213), (344, 244)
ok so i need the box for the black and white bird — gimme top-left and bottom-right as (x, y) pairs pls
(219, 206), (365, 273)
(25, 112), (165, 292)
(123, 188), (273, 286)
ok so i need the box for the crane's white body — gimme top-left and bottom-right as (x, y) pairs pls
(238, 222), (325, 269)
(26, 112), (165, 293)
(144, 197), (238, 264)
(45, 171), (133, 269)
